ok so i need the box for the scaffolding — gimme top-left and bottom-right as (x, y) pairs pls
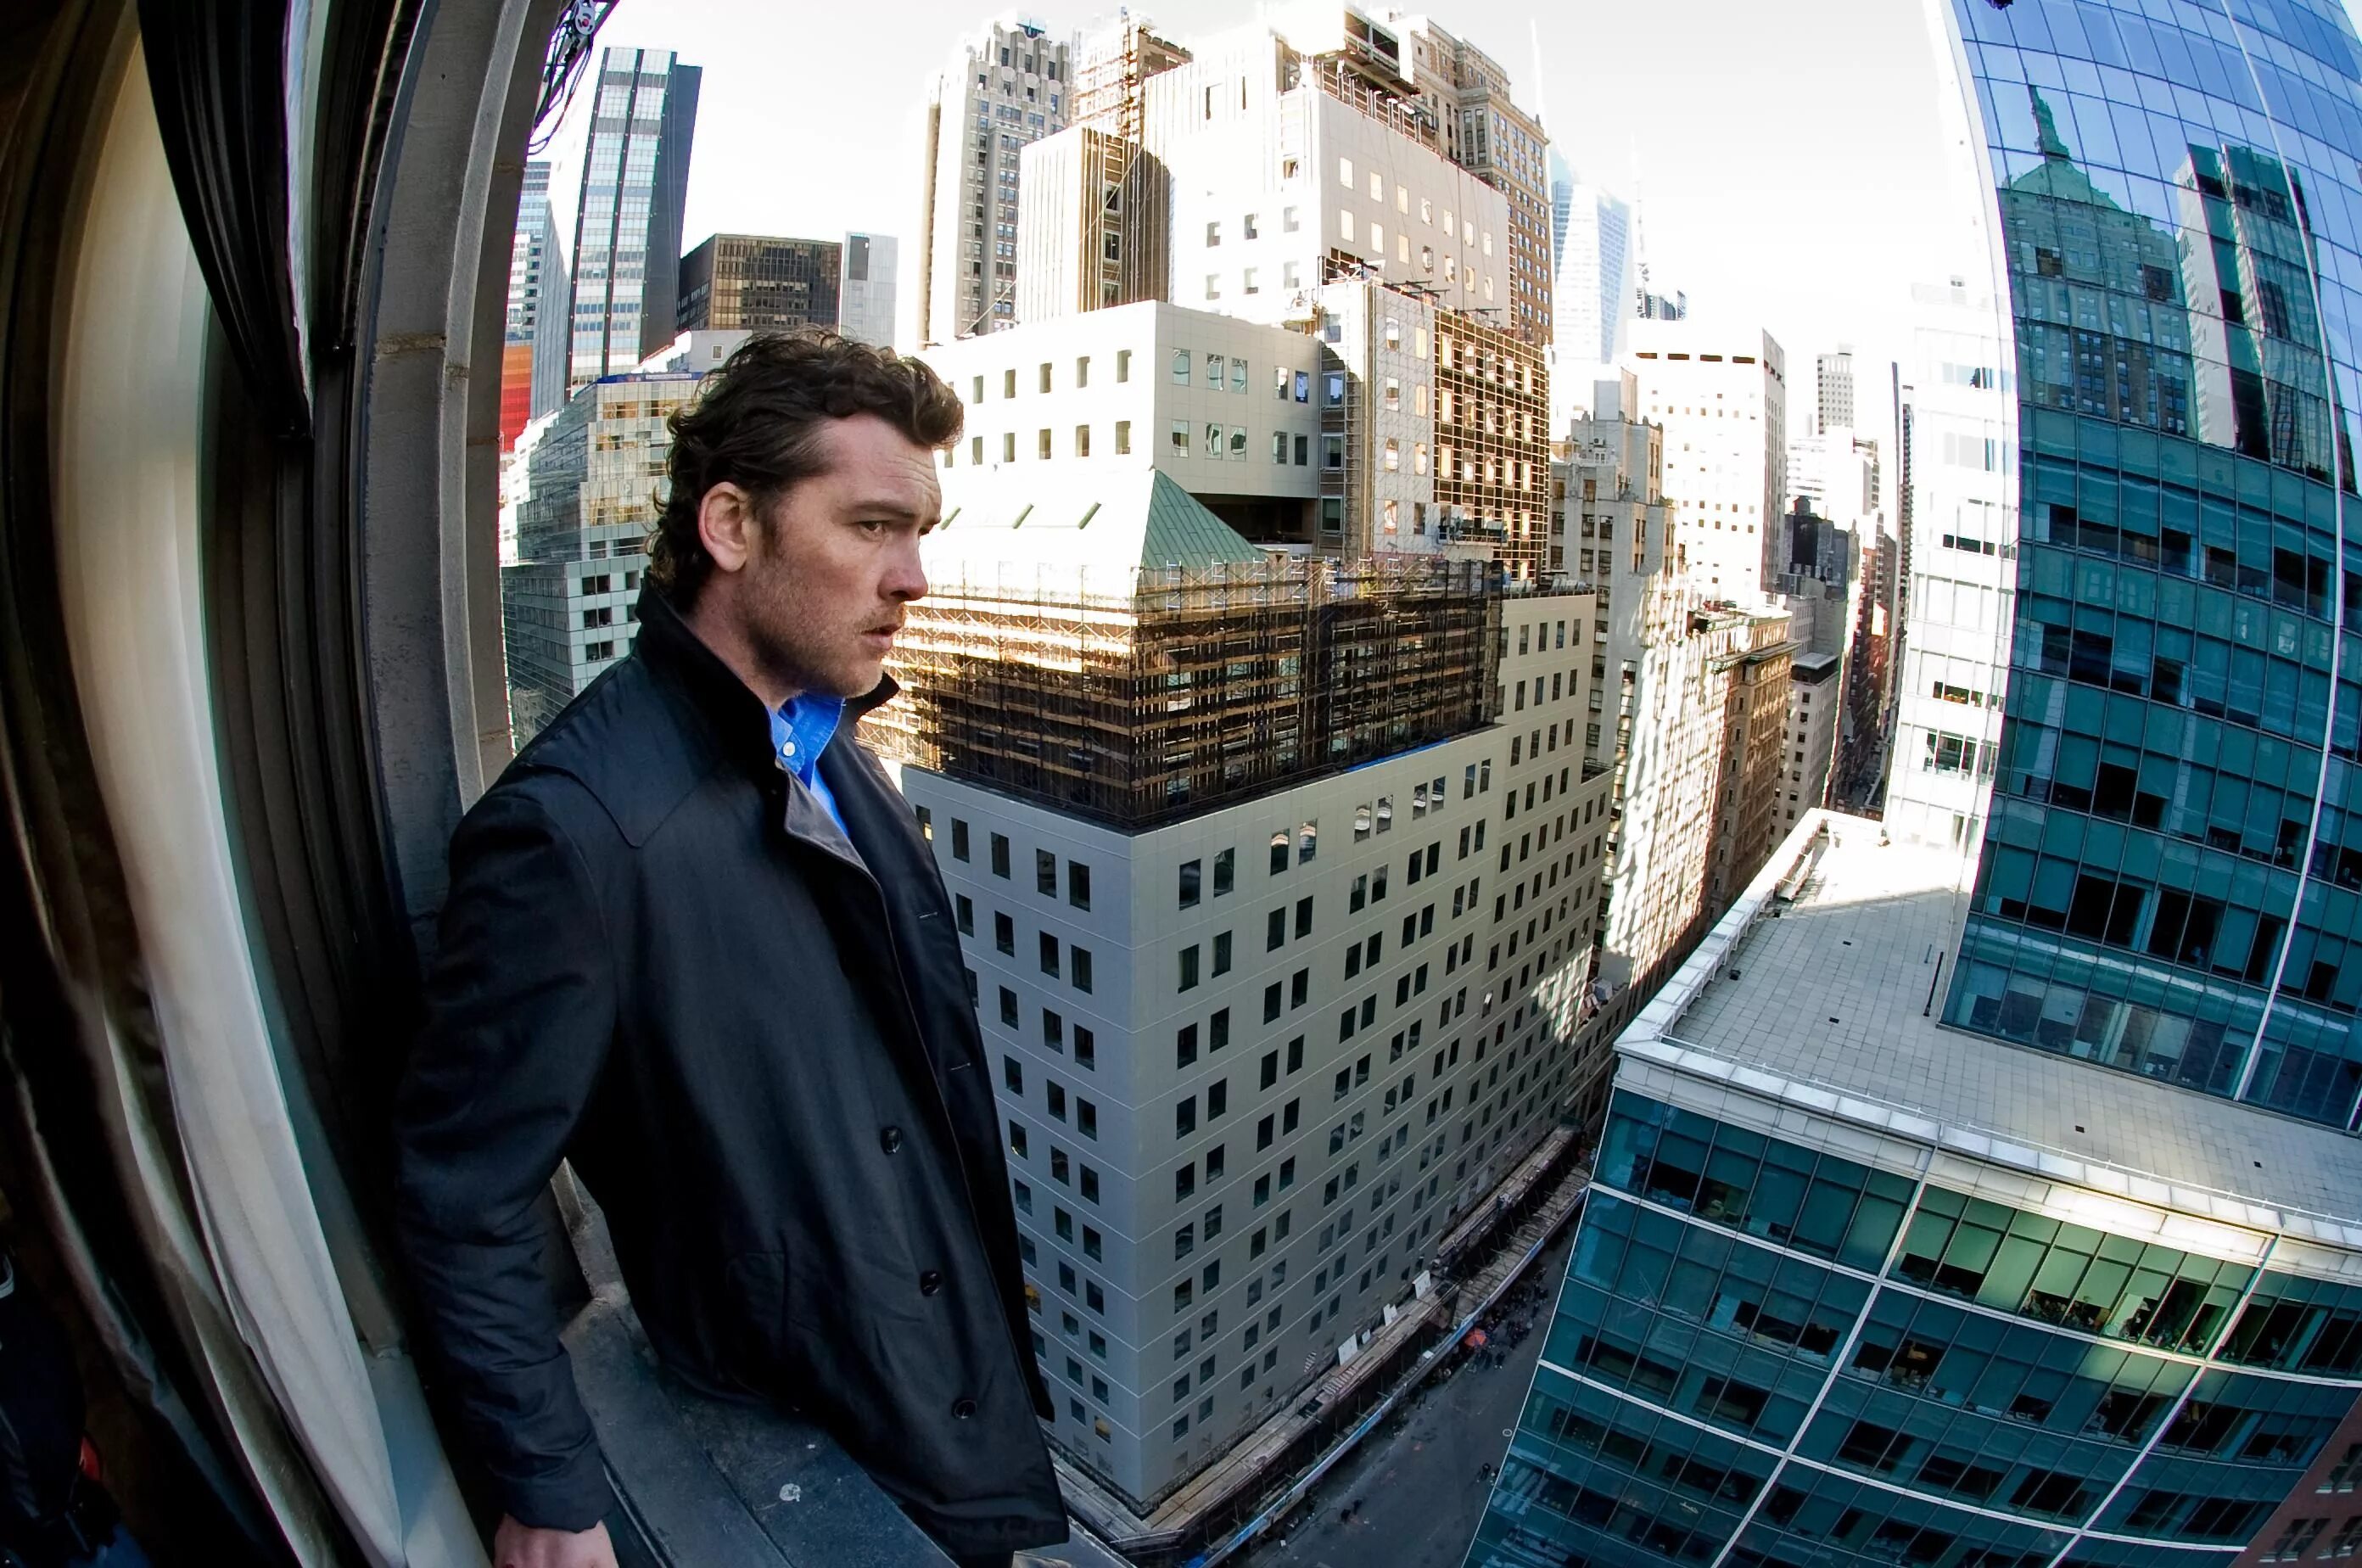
(862, 556), (1501, 828)
(1433, 310), (1551, 580)
(1071, 16), (1189, 142)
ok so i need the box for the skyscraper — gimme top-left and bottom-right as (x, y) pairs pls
(1623, 318), (1788, 597)
(878, 308), (1618, 1498)
(916, 19), (1074, 344)
(1925, 0), (2362, 1127)
(1393, 14), (1553, 349)
(500, 160), (562, 448)
(1546, 159), (1637, 434)
(837, 232), (899, 349)
(1816, 346), (1855, 434)
(1464, 3), (2362, 1564)
(674, 234), (842, 333)
(566, 47), (700, 388)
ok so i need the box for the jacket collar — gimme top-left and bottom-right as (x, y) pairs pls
(632, 587), (899, 777)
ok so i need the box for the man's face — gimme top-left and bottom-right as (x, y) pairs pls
(732, 412), (938, 700)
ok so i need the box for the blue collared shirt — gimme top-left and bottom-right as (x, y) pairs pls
(768, 692), (847, 832)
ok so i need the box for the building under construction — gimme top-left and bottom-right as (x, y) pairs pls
(1071, 13), (1190, 140)
(861, 474), (1503, 827)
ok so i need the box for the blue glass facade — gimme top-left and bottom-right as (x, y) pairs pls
(1936, 0), (2362, 1128)
(1463, 1093), (2362, 1568)
(566, 48), (700, 388)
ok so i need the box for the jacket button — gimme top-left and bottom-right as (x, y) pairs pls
(880, 1126), (904, 1154)
(951, 1397), (977, 1420)
(919, 1269), (943, 1296)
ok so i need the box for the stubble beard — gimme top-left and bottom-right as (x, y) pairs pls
(747, 553), (873, 700)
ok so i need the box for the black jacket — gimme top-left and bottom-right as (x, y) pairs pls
(392, 590), (1064, 1555)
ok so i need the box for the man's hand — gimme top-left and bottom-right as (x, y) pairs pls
(492, 1515), (618, 1568)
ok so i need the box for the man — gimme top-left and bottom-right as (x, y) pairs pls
(394, 333), (1066, 1568)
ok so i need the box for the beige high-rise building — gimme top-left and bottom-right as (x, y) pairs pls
(917, 19), (1074, 344)
(1013, 126), (1169, 323)
(1391, 13), (1553, 350)
(1552, 373), (1794, 1108)
(1704, 607), (1796, 913)
(1778, 649), (1841, 837)
(1622, 316), (1788, 598)
(1070, 12), (1190, 138)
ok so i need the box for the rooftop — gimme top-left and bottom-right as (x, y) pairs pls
(1619, 811), (2362, 1257)
(927, 468), (1268, 588)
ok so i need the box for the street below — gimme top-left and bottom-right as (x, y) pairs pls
(1234, 1218), (1577, 1568)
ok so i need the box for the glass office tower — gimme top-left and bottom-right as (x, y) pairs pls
(1464, 826), (2362, 1568)
(1934, 0), (2362, 1129)
(565, 47), (700, 388)
(1465, 4), (2362, 1565)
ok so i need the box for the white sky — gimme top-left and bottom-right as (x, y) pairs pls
(544, 0), (2006, 452)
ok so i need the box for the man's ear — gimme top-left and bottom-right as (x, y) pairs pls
(697, 483), (760, 577)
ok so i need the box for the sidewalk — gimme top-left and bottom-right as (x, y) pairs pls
(1054, 1124), (1592, 1563)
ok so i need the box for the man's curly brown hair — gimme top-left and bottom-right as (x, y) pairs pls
(646, 331), (964, 605)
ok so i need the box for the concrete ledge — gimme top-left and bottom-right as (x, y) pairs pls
(565, 1295), (957, 1568)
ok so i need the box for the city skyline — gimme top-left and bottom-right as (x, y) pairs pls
(535, 0), (1981, 417)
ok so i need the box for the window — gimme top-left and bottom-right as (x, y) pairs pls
(1115, 420), (1131, 454)
(1075, 355), (1089, 389)
(1074, 1028), (1095, 1069)
(951, 820), (971, 861)
(1039, 932), (1060, 977)
(994, 912), (1015, 955)
(1170, 419), (1189, 457)
(1116, 349), (1131, 382)
(1213, 932), (1233, 976)
(1036, 848), (1058, 896)
(1337, 156), (1353, 188)
(1179, 945), (1201, 991)
(1068, 861), (1091, 910)
(1073, 423), (1090, 457)
(1072, 947), (1094, 992)
(990, 833), (1011, 877)
(1005, 1056), (1024, 1094)
(1212, 848), (1234, 896)
(1172, 348), (1190, 384)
